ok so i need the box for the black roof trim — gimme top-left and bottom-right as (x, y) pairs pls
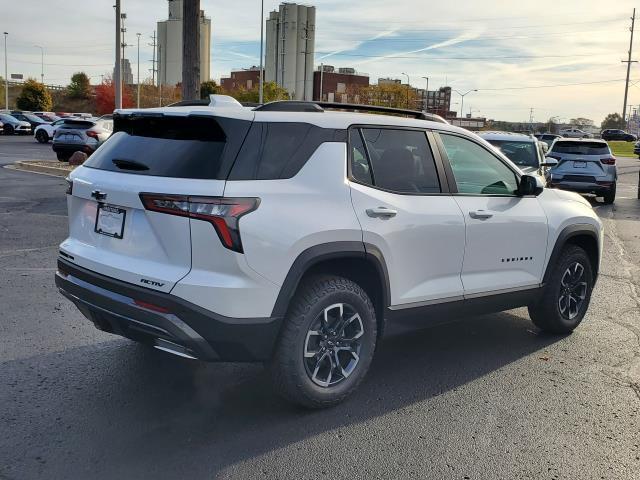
(166, 100), (211, 107)
(253, 100), (447, 123)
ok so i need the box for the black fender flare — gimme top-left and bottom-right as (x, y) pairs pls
(542, 223), (600, 284)
(270, 241), (390, 318)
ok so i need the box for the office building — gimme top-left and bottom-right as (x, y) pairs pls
(265, 3), (315, 101)
(313, 65), (369, 102)
(157, 0), (212, 86)
(113, 58), (134, 85)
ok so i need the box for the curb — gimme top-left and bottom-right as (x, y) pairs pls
(12, 161), (75, 177)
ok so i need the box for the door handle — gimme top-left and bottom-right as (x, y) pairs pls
(366, 207), (398, 218)
(469, 210), (493, 220)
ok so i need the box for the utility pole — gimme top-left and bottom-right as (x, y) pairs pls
(121, 13), (128, 90)
(622, 8), (636, 121)
(259, 0), (264, 104)
(34, 45), (43, 84)
(182, 0), (201, 101)
(3, 32), (8, 110)
(319, 63), (324, 101)
(149, 31), (157, 87)
(401, 72), (410, 108)
(114, 0), (122, 109)
(529, 107), (534, 132)
(136, 33), (141, 108)
(158, 44), (163, 106)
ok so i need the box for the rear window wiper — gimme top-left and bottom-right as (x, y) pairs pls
(112, 158), (149, 171)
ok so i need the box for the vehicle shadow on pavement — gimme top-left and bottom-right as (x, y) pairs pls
(0, 309), (563, 479)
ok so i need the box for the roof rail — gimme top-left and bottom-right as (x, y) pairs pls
(253, 100), (447, 123)
(166, 99), (210, 107)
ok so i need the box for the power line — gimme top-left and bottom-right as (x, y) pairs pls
(478, 78), (627, 91)
(311, 52), (607, 60)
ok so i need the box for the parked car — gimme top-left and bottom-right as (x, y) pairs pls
(546, 138), (617, 204)
(537, 133), (563, 148)
(0, 113), (32, 135)
(0, 120), (3, 135)
(34, 118), (70, 143)
(70, 112), (93, 119)
(600, 129), (637, 142)
(33, 111), (60, 122)
(10, 111), (50, 129)
(52, 118), (113, 161)
(477, 131), (556, 176)
(54, 96), (604, 408)
(560, 128), (592, 138)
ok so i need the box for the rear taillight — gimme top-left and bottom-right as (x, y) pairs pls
(601, 157), (616, 165)
(139, 193), (259, 253)
(86, 130), (99, 140)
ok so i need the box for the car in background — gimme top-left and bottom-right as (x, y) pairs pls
(10, 111), (51, 130)
(0, 120), (3, 135)
(537, 133), (562, 148)
(560, 128), (592, 138)
(601, 129), (637, 142)
(633, 140), (640, 158)
(0, 113), (32, 135)
(55, 112), (72, 118)
(546, 138), (617, 204)
(477, 131), (556, 175)
(34, 117), (70, 143)
(52, 117), (113, 161)
(70, 112), (93, 119)
(33, 111), (60, 122)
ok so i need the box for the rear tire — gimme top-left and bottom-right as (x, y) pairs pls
(56, 153), (70, 162)
(528, 245), (594, 334)
(35, 130), (49, 143)
(603, 183), (616, 205)
(269, 275), (378, 408)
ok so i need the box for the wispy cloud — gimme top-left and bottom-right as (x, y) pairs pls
(318, 29), (396, 61)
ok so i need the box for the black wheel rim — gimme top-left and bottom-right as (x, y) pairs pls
(303, 303), (364, 388)
(558, 262), (588, 320)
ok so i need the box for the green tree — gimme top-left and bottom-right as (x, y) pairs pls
(67, 72), (91, 99)
(601, 113), (626, 130)
(200, 80), (221, 99)
(16, 79), (52, 111)
(262, 81), (289, 102)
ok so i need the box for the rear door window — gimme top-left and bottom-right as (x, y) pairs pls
(83, 114), (251, 179)
(356, 128), (441, 194)
(551, 141), (610, 155)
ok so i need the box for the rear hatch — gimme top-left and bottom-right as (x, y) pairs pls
(549, 141), (613, 180)
(60, 110), (253, 292)
(53, 120), (95, 145)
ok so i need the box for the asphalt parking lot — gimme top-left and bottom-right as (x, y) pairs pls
(0, 135), (639, 479)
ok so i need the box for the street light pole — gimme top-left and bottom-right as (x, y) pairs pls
(34, 45), (43, 84)
(453, 89), (477, 118)
(3, 32), (8, 110)
(401, 72), (410, 108)
(421, 76), (428, 112)
(259, 0), (264, 104)
(136, 33), (141, 108)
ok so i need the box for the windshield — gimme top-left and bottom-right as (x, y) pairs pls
(0, 114), (18, 123)
(24, 114), (45, 122)
(551, 141), (610, 155)
(486, 140), (538, 167)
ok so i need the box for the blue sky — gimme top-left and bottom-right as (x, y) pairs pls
(2, 0), (638, 122)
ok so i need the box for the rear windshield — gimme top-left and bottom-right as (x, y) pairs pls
(83, 114), (251, 179)
(551, 141), (610, 155)
(486, 140), (538, 167)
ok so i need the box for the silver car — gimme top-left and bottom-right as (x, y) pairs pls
(546, 138), (617, 204)
(52, 118), (113, 161)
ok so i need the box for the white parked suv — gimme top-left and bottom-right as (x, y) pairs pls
(560, 127), (592, 139)
(56, 96), (603, 408)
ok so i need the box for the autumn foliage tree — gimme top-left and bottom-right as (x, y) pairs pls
(95, 79), (133, 115)
(16, 79), (53, 111)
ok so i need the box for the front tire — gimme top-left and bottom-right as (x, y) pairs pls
(4, 125), (14, 135)
(528, 245), (594, 334)
(56, 152), (70, 162)
(270, 275), (378, 408)
(35, 130), (49, 143)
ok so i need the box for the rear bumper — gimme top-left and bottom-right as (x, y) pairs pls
(55, 258), (283, 362)
(549, 179), (614, 194)
(52, 143), (94, 154)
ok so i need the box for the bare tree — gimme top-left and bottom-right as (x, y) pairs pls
(182, 0), (200, 100)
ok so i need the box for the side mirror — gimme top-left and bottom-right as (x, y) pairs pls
(541, 157), (558, 168)
(518, 174), (544, 196)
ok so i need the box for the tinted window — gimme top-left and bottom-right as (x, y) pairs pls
(440, 133), (518, 195)
(551, 141), (610, 155)
(229, 122), (345, 180)
(360, 128), (440, 193)
(486, 140), (539, 168)
(349, 129), (372, 184)
(84, 115), (251, 179)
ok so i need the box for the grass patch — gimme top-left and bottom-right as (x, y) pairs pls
(608, 141), (636, 157)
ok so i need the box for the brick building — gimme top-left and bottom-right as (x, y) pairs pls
(220, 67), (262, 92)
(313, 65), (369, 102)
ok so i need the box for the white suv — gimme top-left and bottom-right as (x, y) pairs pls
(56, 96), (603, 408)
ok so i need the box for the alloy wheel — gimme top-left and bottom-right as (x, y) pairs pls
(558, 262), (588, 320)
(303, 303), (365, 388)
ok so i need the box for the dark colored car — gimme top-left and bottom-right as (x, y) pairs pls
(10, 111), (50, 129)
(538, 133), (563, 148)
(52, 118), (113, 161)
(601, 129), (637, 142)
